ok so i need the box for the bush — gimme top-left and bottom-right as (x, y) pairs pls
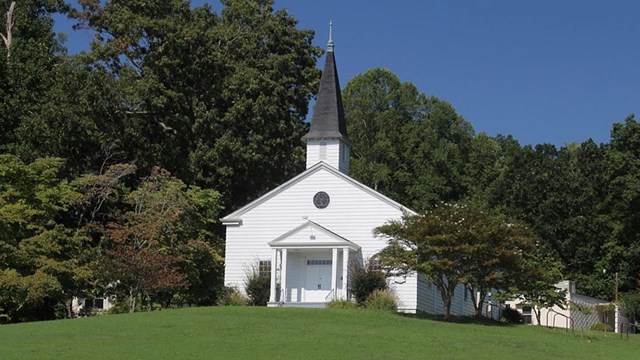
(245, 267), (271, 306)
(328, 299), (358, 310)
(217, 287), (248, 306)
(590, 322), (613, 332)
(365, 289), (397, 312)
(350, 261), (387, 305)
(622, 290), (640, 323)
(502, 307), (523, 324)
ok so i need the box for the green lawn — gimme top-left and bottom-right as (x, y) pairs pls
(1, 307), (638, 359)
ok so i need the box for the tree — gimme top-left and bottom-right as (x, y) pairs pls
(343, 68), (426, 200)
(375, 202), (536, 320)
(485, 137), (613, 299)
(600, 116), (640, 295)
(343, 69), (476, 211)
(509, 250), (566, 325)
(99, 166), (224, 311)
(69, 0), (322, 211)
(621, 290), (640, 325)
(101, 243), (185, 313)
(375, 206), (465, 320)
(458, 205), (537, 318)
(0, 155), (89, 322)
(0, 0), (69, 155)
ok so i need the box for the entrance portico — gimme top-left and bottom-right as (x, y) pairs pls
(267, 221), (360, 306)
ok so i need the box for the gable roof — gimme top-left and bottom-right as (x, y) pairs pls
(220, 161), (415, 224)
(302, 50), (347, 141)
(268, 220), (360, 250)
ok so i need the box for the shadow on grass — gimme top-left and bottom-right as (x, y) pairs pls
(398, 311), (519, 327)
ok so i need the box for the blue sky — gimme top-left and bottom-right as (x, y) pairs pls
(54, 1), (640, 146)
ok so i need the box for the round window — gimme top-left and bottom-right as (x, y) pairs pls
(313, 191), (330, 209)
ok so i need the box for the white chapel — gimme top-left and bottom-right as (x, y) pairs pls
(221, 28), (478, 315)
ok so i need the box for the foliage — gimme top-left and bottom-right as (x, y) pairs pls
(327, 299), (358, 310)
(621, 291), (640, 323)
(67, 0), (322, 211)
(376, 202), (537, 320)
(502, 307), (523, 324)
(0, 0), (69, 155)
(2, 307), (640, 360)
(343, 69), (476, 211)
(509, 250), (567, 325)
(244, 265), (270, 306)
(590, 322), (613, 332)
(343, 68), (426, 201)
(0, 155), (89, 322)
(99, 166), (223, 312)
(217, 287), (248, 306)
(365, 289), (398, 312)
(349, 260), (388, 305)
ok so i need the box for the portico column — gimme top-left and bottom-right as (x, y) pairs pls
(269, 248), (277, 303)
(281, 249), (288, 303)
(342, 248), (349, 300)
(331, 248), (338, 300)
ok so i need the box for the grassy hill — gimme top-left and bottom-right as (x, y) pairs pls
(1, 307), (638, 359)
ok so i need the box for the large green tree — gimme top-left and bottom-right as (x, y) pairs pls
(69, 0), (322, 210)
(0, 0), (68, 155)
(98, 166), (224, 310)
(0, 155), (89, 322)
(343, 68), (475, 211)
(375, 202), (538, 320)
(601, 116), (640, 294)
(343, 68), (426, 201)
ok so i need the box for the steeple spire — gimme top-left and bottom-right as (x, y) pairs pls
(302, 23), (347, 141)
(303, 22), (349, 174)
(327, 21), (334, 52)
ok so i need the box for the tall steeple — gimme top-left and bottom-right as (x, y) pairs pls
(303, 21), (350, 174)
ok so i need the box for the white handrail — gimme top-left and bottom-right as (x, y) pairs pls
(324, 289), (335, 301)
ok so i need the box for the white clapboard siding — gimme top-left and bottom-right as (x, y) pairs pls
(305, 140), (349, 174)
(389, 274), (418, 313)
(417, 274), (477, 317)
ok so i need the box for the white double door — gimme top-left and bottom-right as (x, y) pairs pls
(304, 263), (332, 302)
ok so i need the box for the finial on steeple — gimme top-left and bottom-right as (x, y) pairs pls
(327, 20), (334, 52)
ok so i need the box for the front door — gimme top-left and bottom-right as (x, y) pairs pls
(305, 260), (332, 302)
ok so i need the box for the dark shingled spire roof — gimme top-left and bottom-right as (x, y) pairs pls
(303, 46), (347, 140)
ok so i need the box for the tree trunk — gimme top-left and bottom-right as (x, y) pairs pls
(443, 296), (452, 321)
(1, 2), (15, 60)
(129, 289), (136, 313)
(475, 291), (487, 319)
(65, 298), (73, 318)
(533, 307), (542, 326)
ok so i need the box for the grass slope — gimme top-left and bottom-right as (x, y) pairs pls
(1, 307), (638, 360)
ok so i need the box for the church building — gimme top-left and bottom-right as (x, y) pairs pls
(221, 27), (478, 315)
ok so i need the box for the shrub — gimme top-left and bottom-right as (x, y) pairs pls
(621, 290), (640, 323)
(502, 307), (523, 324)
(328, 299), (358, 310)
(365, 289), (397, 312)
(350, 261), (387, 305)
(217, 287), (248, 306)
(244, 266), (271, 306)
(590, 322), (613, 332)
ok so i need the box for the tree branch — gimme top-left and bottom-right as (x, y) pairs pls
(1, 1), (15, 60)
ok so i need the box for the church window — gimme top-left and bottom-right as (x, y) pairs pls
(369, 258), (382, 271)
(307, 260), (332, 265)
(313, 191), (330, 209)
(259, 260), (271, 274)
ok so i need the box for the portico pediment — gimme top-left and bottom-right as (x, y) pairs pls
(268, 220), (360, 251)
